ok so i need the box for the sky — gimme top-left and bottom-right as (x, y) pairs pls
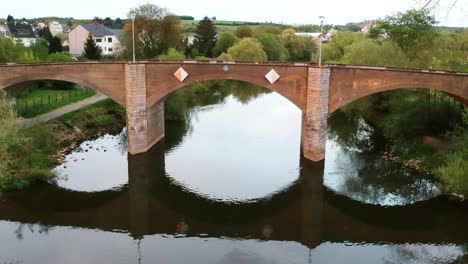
(3, 0), (468, 27)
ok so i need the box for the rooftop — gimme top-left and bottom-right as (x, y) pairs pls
(80, 23), (115, 37)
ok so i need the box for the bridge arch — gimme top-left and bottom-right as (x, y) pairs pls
(0, 63), (126, 107)
(328, 67), (468, 113)
(144, 62), (309, 111)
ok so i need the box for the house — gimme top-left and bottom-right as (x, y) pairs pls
(295, 32), (330, 43)
(7, 24), (36, 47)
(361, 21), (376, 34)
(48, 21), (63, 36)
(62, 25), (71, 35)
(69, 23), (121, 57)
(0, 24), (10, 38)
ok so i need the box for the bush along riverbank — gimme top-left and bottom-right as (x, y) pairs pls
(336, 89), (468, 201)
(0, 98), (126, 192)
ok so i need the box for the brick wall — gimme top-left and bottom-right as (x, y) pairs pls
(302, 67), (330, 161)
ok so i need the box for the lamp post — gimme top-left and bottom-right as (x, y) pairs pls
(318, 16), (325, 67)
(130, 14), (136, 63)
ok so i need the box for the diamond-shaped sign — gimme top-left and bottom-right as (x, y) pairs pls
(174, 67), (189, 82)
(223, 65), (229, 72)
(265, 69), (280, 84)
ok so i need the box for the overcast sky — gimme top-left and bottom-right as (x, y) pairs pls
(3, 0), (468, 27)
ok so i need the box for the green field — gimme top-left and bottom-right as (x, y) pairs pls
(16, 87), (96, 118)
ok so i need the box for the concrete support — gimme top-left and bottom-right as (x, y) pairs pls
(302, 67), (330, 162)
(125, 64), (165, 155)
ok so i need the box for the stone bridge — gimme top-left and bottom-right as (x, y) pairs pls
(0, 61), (467, 161)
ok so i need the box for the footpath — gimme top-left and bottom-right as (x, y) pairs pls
(17, 94), (108, 128)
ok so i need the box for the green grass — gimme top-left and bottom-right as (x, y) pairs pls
(16, 88), (96, 118)
(56, 99), (125, 123)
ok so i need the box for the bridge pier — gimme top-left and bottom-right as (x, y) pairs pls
(125, 64), (165, 155)
(302, 67), (330, 162)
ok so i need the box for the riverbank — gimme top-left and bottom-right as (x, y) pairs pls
(0, 99), (126, 192)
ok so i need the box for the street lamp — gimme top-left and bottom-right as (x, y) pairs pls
(318, 16), (325, 67)
(130, 14), (136, 63)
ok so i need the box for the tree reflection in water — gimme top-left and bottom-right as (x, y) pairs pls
(326, 110), (440, 205)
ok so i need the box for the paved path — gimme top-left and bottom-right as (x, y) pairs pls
(18, 94), (108, 128)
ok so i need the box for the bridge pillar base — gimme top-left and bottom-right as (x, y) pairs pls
(302, 67), (330, 162)
(125, 64), (165, 155)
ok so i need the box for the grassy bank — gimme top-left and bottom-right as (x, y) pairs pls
(338, 89), (468, 197)
(0, 99), (125, 192)
(16, 87), (96, 118)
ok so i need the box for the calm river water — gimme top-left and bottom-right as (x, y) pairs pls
(0, 86), (466, 264)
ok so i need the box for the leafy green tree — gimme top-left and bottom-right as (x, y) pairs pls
(158, 15), (183, 53)
(370, 9), (437, 53)
(343, 39), (409, 67)
(46, 52), (74, 62)
(212, 32), (238, 57)
(82, 33), (102, 60)
(103, 17), (113, 27)
(235, 25), (253, 38)
(158, 48), (185, 60)
(318, 31), (365, 63)
(125, 3), (182, 58)
(6, 15), (15, 25)
(255, 33), (289, 61)
(217, 52), (233, 61)
(38, 26), (53, 41)
(431, 31), (467, 71)
(0, 38), (36, 63)
(194, 16), (217, 57)
(227, 38), (267, 61)
(30, 40), (49, 61)
(49, 36), (63, 54)
(280, 29), (314, 61)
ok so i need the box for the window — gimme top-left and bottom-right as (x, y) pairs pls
(108, 37), (112, 43)
(108, 48), (113, 52)
(95, 38), (102, 43)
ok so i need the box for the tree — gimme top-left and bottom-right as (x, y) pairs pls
(194, 16), (217, 57)
(103, 17), (113, 27)
(235, 25), (253, 38)
(370, 9), (437, 53)
(212, 32), (238, 57)
(82, 33), (101, 60)
(46, 52), (74, 62)
(30, 40), (49, 61)
(93, 17), (102, 24)
(124, 3), (182, 58)
(158, 48), (185, 60)
(343, 39), (409, 67)
(280, 29), (314, 61)
(48, 36), (63, 54)
(38, 26), (52, 41)
(6, 15), (15, 25)
(227, 38), (267, 61)
(255, 33), (289, 61)
(0, 38), (36, 63)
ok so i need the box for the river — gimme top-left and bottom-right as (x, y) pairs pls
(0, 84), (466, 264)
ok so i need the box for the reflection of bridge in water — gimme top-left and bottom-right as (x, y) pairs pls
(0, 142), (466, 249)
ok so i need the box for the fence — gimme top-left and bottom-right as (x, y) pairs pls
(16, 87), (96, 116)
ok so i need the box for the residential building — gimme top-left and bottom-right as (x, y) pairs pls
(295, 32), (330, 43)
(7, 24), (36, 47)
(361, 21), (376, 34)
(49, 21), (63, 36)
(69, 23), (121, 56)
(0, 24), (10, 38)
